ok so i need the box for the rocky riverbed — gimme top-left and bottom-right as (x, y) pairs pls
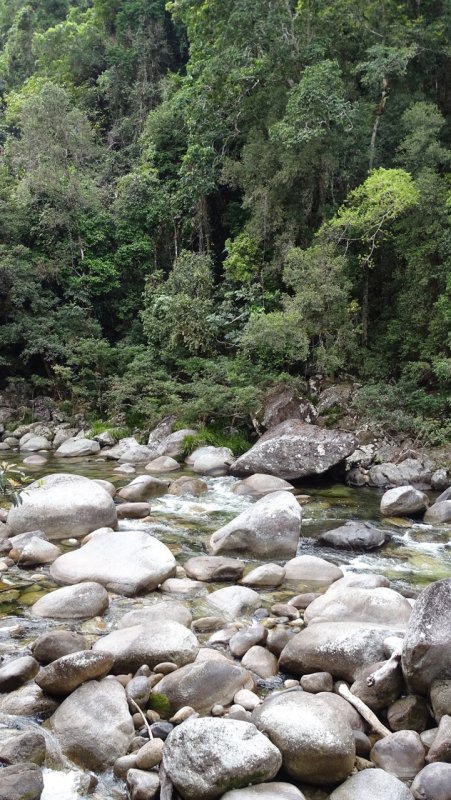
(0, 426), (451, 800)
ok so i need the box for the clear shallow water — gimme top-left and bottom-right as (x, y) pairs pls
(1, 452), (450, 798)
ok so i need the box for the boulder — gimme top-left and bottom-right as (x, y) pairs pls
(252, 689), (355, 785)
(303, 587), (412, 629)
(162, 718), (282, 800)
(31, 630), (89, 664)
(402, 579), (451, 695)
(369, 459), (434, 488)
(55, 437), (101, 457)
(6, 473), (117, 540)
(232, 474), (294, 499)
(92, 620), (199, 672)
(209, 491), (301, 560)
(49, 678), (134, 771)
(191, 447), (235, 477)
(22, 454), (48, 466)
(0, 763), (44, 800)
(241, 564), (285, 587)
(32, 582), (109, 619)
(280, 622), (397, 681)
(221, 785), (305, 800)
(0, 656), (39, 692)
(0, 729), (46, 766)
(35, 651), (114, 695)
(127, 769), (160, 800)
(20, 435), (52, 451)
(326, 572), (390, 593)
(0, 683), (59, 717)
(103, 436), (140, 459)
(118, 475), (169, 501)
(230, 420), (357, 480)
(156, 658), (252, 715)
(145, 456), (180, 472)
(329, 768), (414, 800)
(381, 486), (429, 517)
(241, 646), (278, 679)
(318, 521), (388, 550)
(116, 502), (150, 519)
(284, 554), (343, 585)
(157, 429), (196, 458)
(118, 444), (158, 464)
(9, 535), (61, 566)
(168, 476), (208, 496)
(370, 730), (426, 780)
(424, 501), (451, 525)
(230, 626), (268, 658)
(50, 530), (176, 596)
(184, 556), (245, 582)
(118, 601), (192, 629)
(411, 763), (451, 800)
(207, 586), (261, 618)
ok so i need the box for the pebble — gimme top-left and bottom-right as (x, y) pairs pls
(153, 661), (178, 675)
(150, 721), (173, 740)
(135, 738), (164, 770)
(170, 706), (198, 724)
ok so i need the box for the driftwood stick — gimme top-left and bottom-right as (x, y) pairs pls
(366, 649), (402, 688)
(129, 697), (153, 739)
(336, 681), (391, 737)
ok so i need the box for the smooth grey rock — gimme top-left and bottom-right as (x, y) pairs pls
(157, 429), (196, 458)
(370, 730), (426, 780)
(146, 456), (180, 473)
(402, 579), (451, 695)
(387, 695), (431, 733)
(127, 769), (160, 800)
(210, 491), (301, 560)
(20, 435), (52, 451)
(156, 658), (252, 715)
(92, 620), (199, 672)
(221, 784), (305, 800)
(32, 582), (109, 619)
(424, 501), (451, 524)
(233, 474), (294, 499)
(0, 683), (58, 717)
(184, 556), (245, 582)
(329, 768), (413, 799)
(35, 651), (114, 695)
(207, 586), (261, 618)
(49, 678), (134, 771)
(0, 763), (44, 800)
(431, 680), (451, 722)
(50, 531), (176, 596)
(118, 475), (169, 501)
(0, 656), (39, 692)
(118, 601), (192, 629)
(350, 659), (404, 711)
(116, 502), (150, 519)
(118, 444), (158, 464)
(22, 454), (48, 466)
(300, 672), (333, 693)
(31, 630), (88, 664)
(241, 646), (278, 679)
(0, 729), (46, 766)
(168, 476), (207, 496)
(163, 718), (282, 800)
(284, 555), (343, 585)
(230, 420), (357, 480)
(427, 714), (451, 763)
(9, 535), (61, 566)
(411, 763), (451, 800)
(280, 622), (397, 681)
(6, 473), (117, 540)
(55, 437), (100, 457)
(230, 626), (268, 658)
(252, 689), (355, 785)
(303, 587), (412, 629)
(318, 521), (388, 550)
(192, 447), (235, 476)
(240, 564), (285, 587)
(381, 486), (429, 516)
(326, 572), (390, 593)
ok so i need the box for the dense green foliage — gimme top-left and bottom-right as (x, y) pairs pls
(0, 0), (450, 439)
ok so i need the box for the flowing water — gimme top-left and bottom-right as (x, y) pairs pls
(1, 453), (450, 798)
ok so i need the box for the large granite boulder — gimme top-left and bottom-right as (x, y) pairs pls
(279, 622), (398, 681)
(49, 678), (134, 771)
(50, 530), (176, 596)
(162, 718), (282, 800)
(303, 587), (412, 629)
(55, 437), (100, 457)
(252, 689), (355, 785)
(381, 486), (429, 517)
(92, 620), (199, 672)
(230, 420), (357, 480)
(6, 473), (117, 540)
(402, 578), (451, 695)
(209, 491), (302, 559)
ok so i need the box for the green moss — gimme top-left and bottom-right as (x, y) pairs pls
(148, 691), (171, 718)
